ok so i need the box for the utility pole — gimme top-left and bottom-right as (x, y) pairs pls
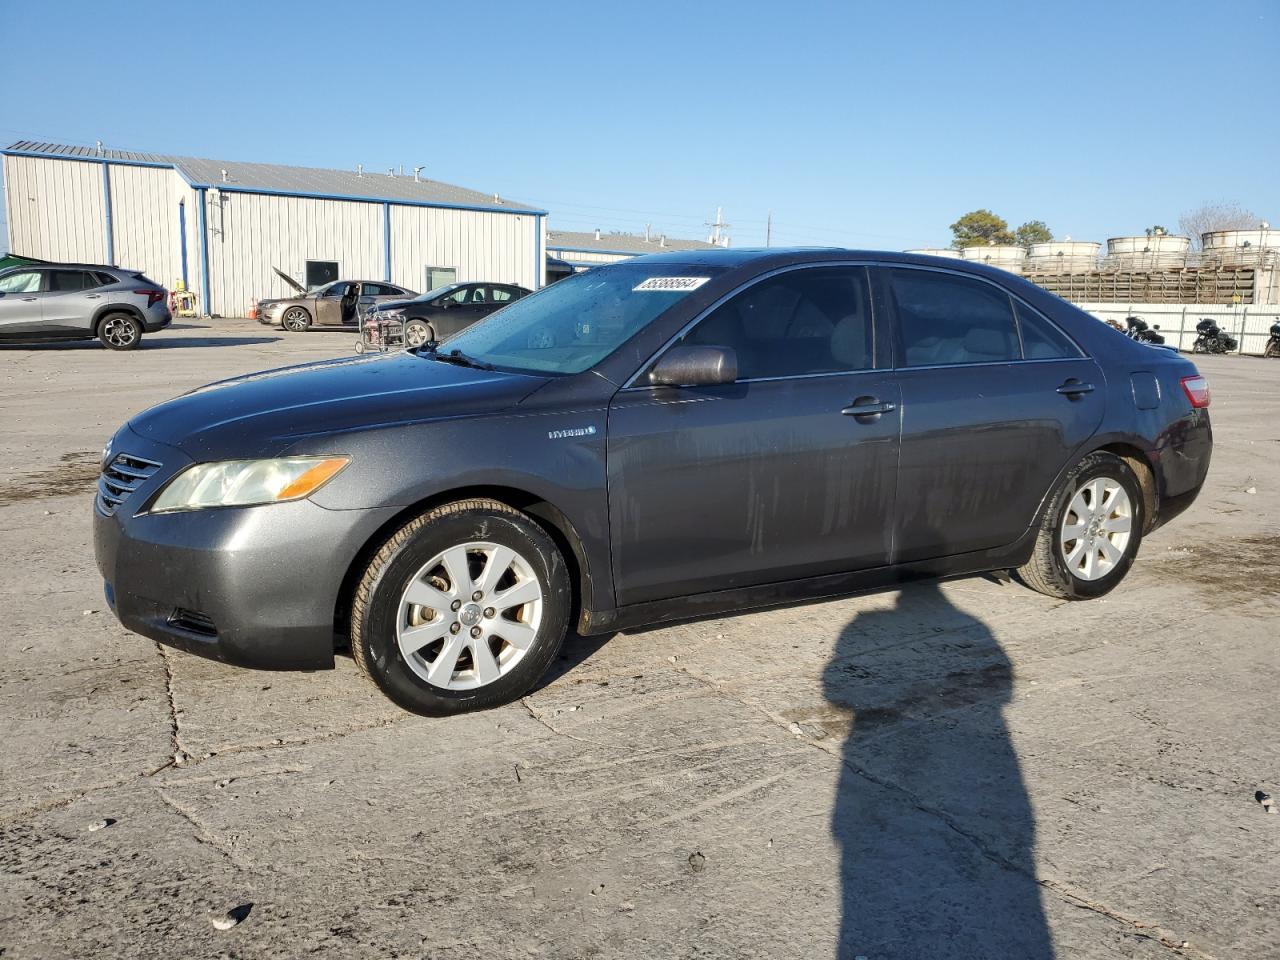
(766, 210), (772, 247)
(705, 207), (731, 247)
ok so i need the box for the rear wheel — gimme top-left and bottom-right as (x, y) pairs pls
(1017, 451), (1144, 600)
(1265, 340), (1280, 359)
(350, 499), (571, 715)
(404, 320), (432, 349)
(282, 306), (311, 332)
(98, 313), (142, 351)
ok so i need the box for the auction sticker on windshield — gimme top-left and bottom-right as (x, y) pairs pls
(633, 277), (711, 292)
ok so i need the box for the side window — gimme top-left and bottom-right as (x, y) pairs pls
(94, 272), (118, 287)
(491, 288), (514, 303)
(0, 271), (43, 293)
(326, 282), (350, 298)
(49, 270), (98, 292)
(682, 267), (872, 379)
(444, 286), (471, 305)
(888, 268), (1019, 366)
(470, 286), (488, 304)
(1015, 301), (1082, 359)
(361, 283), (386, 297)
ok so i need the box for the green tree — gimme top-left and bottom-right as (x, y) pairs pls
(950, 209), (1014, 249)
(1013, 220), (1052, 250)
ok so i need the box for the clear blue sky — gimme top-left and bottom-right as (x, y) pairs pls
(2, 0), (1276, 252)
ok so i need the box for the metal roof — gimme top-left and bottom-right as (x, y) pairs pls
(4, 141), (543, 214)
(546, 229), (717, 255)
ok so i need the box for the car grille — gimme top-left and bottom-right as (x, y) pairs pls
(97, 453), (163, 516)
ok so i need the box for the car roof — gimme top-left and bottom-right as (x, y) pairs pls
(2, 262), (129, 272)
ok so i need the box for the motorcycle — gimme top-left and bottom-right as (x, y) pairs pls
(1192, 318), (1238, 355)
(1265, 321), (1280, 359)
(1124, 315), (1166, 345)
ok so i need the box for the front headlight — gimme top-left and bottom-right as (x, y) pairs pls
(149, 456), (350, 513)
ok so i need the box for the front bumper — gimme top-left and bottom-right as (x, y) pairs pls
(93, 429), (399, 670)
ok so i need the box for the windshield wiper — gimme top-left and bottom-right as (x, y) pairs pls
(432, 348), (495, 371)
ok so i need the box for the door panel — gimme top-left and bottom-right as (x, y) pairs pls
(43, 270), (100, 333)
(0, 270), (46, 336)
(893, 359), (1104, 561)
(608, 373), (900, 606)
(313, 293), (340, 325)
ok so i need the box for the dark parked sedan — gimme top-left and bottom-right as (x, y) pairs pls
(94, 249), (1211, 715)
(368, 281), (531, 348)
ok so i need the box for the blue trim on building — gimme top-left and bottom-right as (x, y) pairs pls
(196, 188), (211, 316)
(534, 214), (544, 290)
(382, 202), (392, 282)
(100, 160), (115, 265)
(178, 199), (189, 288)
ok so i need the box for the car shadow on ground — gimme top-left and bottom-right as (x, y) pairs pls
(0, 336), (282, 351)
(824, 579), (1053, 958)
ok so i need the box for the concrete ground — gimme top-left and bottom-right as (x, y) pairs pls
(0, 319), (1276, 959)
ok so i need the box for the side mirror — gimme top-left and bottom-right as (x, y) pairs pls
(649, 344), (738, 387)
(1153, 324), (1161, 330)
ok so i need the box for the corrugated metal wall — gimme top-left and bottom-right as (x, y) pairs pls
(390, 206), (540, 293)
(3, 154), (106, 263)
(109, 164), (185, 287)
(203, 191), (383, 315)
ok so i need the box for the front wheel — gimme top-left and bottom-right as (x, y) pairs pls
(282, 306), (311, 332)
(403, 319), (432, 349)
(98, 313), (143, 350)
(350, 499), (571, 715)
(1017, 451), (1144, 600)
(1265, 340), (1280, 359)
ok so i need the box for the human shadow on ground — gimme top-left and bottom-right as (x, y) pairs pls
(823, 580), (1054, 959)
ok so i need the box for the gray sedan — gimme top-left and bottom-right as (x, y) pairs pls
(94, 249), (1212, 715)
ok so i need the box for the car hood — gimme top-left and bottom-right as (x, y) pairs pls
(128, 352), (549, 460)
(370, 298), (415, 313)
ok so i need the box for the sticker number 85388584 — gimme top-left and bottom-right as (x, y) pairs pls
(632, 276), (711, 292)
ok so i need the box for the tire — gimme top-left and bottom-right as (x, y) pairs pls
(1265, 341), (1280, 359)
(282, 306), (311, 332)
(404, 319), (432, 349)
(1016, 451), (1145, 601)
(350, 499), (571, 715)
(98, 313), (143, 351)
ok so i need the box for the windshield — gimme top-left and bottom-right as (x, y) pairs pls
(412, 284), (465, 304)
(437, 265), (722, 374)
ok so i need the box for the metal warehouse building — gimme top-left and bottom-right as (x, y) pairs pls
(546, 228), (717, 271)
(2, 141), (546, 317)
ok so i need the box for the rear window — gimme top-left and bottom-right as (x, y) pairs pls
(129, 273), (161, 288)
(1015, 301), (1082, 359)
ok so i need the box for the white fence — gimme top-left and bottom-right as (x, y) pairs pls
(1075, 302), (1279, 356)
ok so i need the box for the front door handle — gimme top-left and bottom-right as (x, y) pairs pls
(842, 396), (896, 419)
(21, 297), (38, 301)
(86, 294), (103, 299)
(1056, 379), (1095, 397)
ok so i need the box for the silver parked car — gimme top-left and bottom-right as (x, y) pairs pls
(0, 263), (172, 350)
(258, 279), (416, 332)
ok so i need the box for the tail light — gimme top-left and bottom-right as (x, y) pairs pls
(1180, 374), (1211, 408)
(134, 288), (165, 307)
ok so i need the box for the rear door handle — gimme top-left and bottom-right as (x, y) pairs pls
(1056, 380), (1095, 397)
(21, 297), (38, 301)
(86, 294), (103, 299)
(842, 397), (896, 418)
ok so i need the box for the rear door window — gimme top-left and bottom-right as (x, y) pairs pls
(48, 270), (99, 292)
(887, 268), (1020, 366)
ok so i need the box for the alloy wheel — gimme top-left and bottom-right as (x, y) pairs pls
(284, 308), (308, 331)
(1060, 477), (1132, 581)
(396, 541), (543, 690)
(103, 316), (137, 347)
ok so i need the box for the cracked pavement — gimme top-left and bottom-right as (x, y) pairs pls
(1, 320), (1277, 958)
